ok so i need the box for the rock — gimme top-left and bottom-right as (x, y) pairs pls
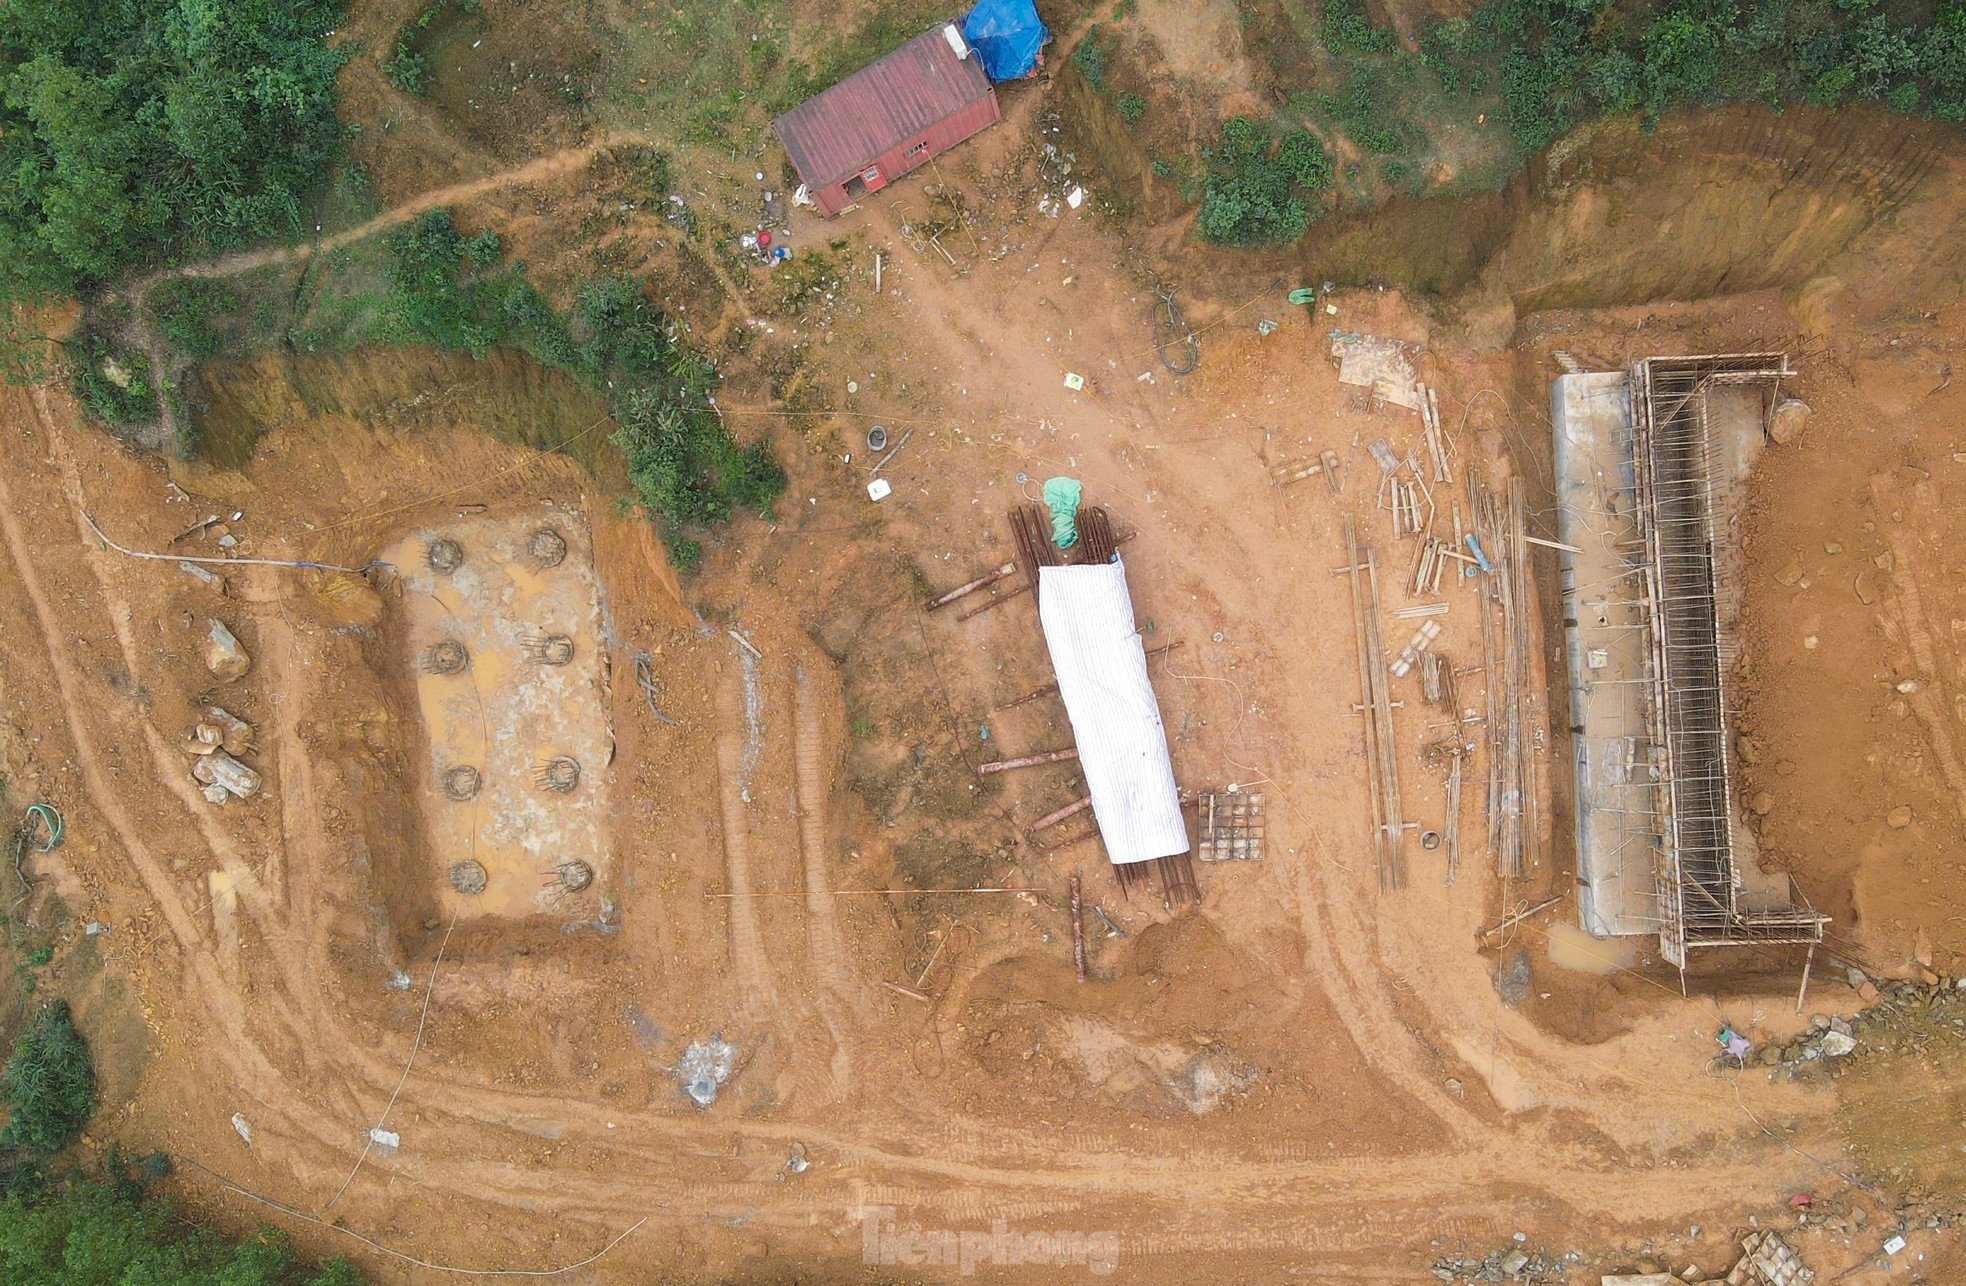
(1922, 968), (1942, 987)
(1847, 966), (1869, 987)
(202, 619), (250, 682)
(1830, 1016), (1852, 1037)
(1888, 805), (1913, 829)
(1738, 735), (1762, 765)
(1776, 759), (1798, 777)
(206, 706), (253, 756)
(205, 750), (260, 799)
(1824, 540), (1844, 555)
(1811, 1014), (1831, 1032)
(1821, 1031), (1856, 1057)
(199, 783), (230, 805)
(1769, 398), (1811, 444)
(1778, 556), (1804, 587)
(1499, 1249), (1529, 1275)
(1759, 1044), (1782, 1065)
(1750, 791), (1775, 817)
(179, 560), (226, 593)
(1859, 981), (1881, 1002)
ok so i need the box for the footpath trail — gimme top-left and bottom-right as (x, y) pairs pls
(132, 134), (644, 296)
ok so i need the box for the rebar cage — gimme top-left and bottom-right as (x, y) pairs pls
(1630, 355), (1828, 968)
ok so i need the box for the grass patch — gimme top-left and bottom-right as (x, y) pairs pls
(384, 0), (480, 94)
(148, 279), (242, 364)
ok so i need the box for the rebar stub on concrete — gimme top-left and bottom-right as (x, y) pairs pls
(423, 639), (469, 675)
(443, 765), (482, 801)
(557, 860), (594, 892)
(527, 528), (567, 568)
(427, 539), (464, 574)
(539, 756), (581, 793)
(449, 859), (488, 895)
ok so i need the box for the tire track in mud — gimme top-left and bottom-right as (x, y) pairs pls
(0, 396), (209, 957)
(11, 392), (447, 1204)
(712, 645), (776, 1016)
(794, 665), (856, 1097)
(38, 392), (277, 922)
(1870, 476), (1966, 825)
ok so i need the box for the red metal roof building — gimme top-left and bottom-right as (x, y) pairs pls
(772, 24), (1000, 217)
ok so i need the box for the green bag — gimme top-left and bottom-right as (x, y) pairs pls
(1042, 476), (1083, 549)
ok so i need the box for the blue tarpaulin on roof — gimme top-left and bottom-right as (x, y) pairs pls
(961, 0), (1049, 82)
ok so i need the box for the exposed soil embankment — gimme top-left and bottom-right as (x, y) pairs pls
(1066, 93), (1965, 340)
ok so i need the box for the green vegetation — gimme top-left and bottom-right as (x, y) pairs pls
(1073, 25), (1108, 89)
(1195, 0), (1966, 240)
(1430, 0), (1966, 152)
(379, 211), (784, 568)
(385, 0), (480, 95)
(0, 1176), (364, 1283)
(1197, 118), (1333, 245)
(149, 279), (242, 364)
(1, 1002), (92, 1157)
(0, 0), (348, 300)
(0, 910), (363, 1280)
(68, 329), (155, 432)
(1118, 91), (1146, 125)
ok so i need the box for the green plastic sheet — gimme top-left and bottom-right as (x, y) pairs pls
(1042, 476), (1082, 549)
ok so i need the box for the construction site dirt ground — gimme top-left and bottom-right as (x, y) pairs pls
(7, 22), (1966, 1286)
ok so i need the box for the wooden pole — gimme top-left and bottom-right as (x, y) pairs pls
(956, 582), (1031, 622)
(1030, 796), (1092, 832)
(979, 747), (1078, 776)
(1070, 873), (1087, 983)
(1795, 941), (1816, 1015)
(994, 641), (1180, 711)
(925, 562), (1016, 611)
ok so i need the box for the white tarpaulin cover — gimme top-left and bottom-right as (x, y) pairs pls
(1037, 559), (1189, 865)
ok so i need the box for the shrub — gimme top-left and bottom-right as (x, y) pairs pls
(1197, 120), (1332, 246)
(1323, 0), (1396, 55)
(1118, 91), (1145, 124)
(1073, 26), (1106, 88)
(385, 0), (478, 95)
(69, 332), (155, 430)
(1, 1002), (94, 1155)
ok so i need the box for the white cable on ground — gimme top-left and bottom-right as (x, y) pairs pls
(81, 509), (378, 575)
(179, 1154), (649, 1277)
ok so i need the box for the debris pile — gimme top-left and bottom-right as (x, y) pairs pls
(1431, 1229), (1824, 1284)
(181, 705), (260, 805)
(1762, 972), (1965, 1080)
(1429, 1240), (1564, 1283)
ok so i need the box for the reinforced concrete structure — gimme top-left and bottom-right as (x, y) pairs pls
(1553, 355), (1827, 980)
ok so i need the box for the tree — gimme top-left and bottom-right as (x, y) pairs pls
(1, 1002), (94, 1155)
(0, 0), (348, 301)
